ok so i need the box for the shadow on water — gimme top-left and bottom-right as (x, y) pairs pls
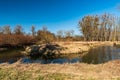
(21, 54), (82, 64)
(0, 48), (24, 64)
(0, 46), (120, 64)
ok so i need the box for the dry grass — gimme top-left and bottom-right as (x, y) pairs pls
(0, 60), (120, 80)
(57, 41), (115, 54)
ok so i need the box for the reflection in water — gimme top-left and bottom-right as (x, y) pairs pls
(21, 57), (81, 64)
(0, 48), (23, 63)
(81, 46), (120, 64)
(0, 46), (120, 64)
(21, 55), (81, 64)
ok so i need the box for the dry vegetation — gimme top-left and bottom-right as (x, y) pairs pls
(57, 41), (115, 54)
(0, 60), (120, 80)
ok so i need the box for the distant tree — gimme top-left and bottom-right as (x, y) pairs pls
(115, 18), (120, 41)
(64, 30), (71, 38)
(99, 14), (115, 41)
(79, 16), (99, 41)
(42, 26), (47, 32)
(3, 25), (11, 34)
(31, 25), (36, 36)
(70, 29), (74, 37)
(37, 27), (55, 44)
(57, 30), (64, 41)
(0, 27), (3, 34)
(14, 25), (24, 35)
(79, 14), (117, 41)
(64, 30), (75, 41)
(91, 16), (99, 41)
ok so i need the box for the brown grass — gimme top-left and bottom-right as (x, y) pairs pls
(56, 41), (115, 54)
(0, 60), (120, 80)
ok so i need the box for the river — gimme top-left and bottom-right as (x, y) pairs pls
(0, 46), (120, 64)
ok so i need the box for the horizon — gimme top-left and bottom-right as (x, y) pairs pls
(0, 0), (120, 35)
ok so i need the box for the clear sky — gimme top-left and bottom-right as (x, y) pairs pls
(0, 0), (120, 35)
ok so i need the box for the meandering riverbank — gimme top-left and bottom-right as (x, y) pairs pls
(1, 41), (120, 80)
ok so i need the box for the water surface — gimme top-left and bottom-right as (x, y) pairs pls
(0, 46), (120, 64)
(0, 48), (23, 63)
(81, 46), (120, 64)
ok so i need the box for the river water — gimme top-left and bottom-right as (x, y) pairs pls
(0, 48), (23, 63)
(0, 46), (120, 64)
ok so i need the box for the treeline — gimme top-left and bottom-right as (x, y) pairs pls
(0, 25), (57, 47)
(56, 30), (83, 41)
(79, 14), (120, 41)
(36, 27), (83, 43)
(0, 25), (83, 47)
(0, 25), (35, 47)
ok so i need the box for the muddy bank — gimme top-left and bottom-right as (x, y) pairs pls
(0, 60), (120, 80)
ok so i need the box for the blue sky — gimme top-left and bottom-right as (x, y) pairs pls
(0, 0), (120, 35)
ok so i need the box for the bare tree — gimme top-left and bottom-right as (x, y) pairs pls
(57, 30), (64, 41)
(31, 25), (36, 36)
(70, 29), (74, 37)
(0, 27), (3, 34)
(14, 25), (24, 35)
(3, 25), (11, 34)
(79, 15), (99, 41)
(37, 27), (55, 44)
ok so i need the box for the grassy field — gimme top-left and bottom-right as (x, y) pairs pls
(0, 60), (120, 80)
